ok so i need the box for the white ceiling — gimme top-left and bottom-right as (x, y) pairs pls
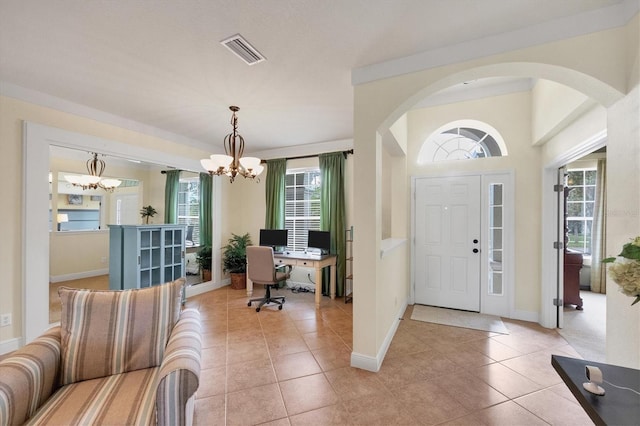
(0, 0), (636, 155)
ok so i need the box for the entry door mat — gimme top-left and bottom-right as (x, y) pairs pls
(411, 304), (509, 334)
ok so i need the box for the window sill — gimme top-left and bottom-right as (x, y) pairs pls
(380, 238), (406, 258)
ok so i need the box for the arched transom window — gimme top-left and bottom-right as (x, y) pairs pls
(418, 120), (507, 164)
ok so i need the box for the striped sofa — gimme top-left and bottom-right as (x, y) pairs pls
(0, 279), (202, 426)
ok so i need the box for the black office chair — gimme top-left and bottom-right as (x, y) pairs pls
(247, 246), (289, 312)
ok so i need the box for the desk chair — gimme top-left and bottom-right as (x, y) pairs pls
(247, 246), (289, 312)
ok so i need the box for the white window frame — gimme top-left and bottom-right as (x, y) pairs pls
(566, 168), (597, 254)
(285, 168), (321, 252)
(177, 176), (200, 246)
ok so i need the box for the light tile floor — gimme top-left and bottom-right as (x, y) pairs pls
(187, 286), (594, 425)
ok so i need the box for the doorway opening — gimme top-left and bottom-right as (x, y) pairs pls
(558, 146), (607, 362)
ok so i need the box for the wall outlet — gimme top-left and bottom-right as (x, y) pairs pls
(0, 313), (11, 327)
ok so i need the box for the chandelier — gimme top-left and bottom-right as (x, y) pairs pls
(64, 152), (122, 192)
(201, 106), (264, 183)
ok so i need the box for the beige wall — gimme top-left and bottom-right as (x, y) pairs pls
(380, 147), (392, 239)
(531, 79), (593, 145)
(541, 105), (608, 164)
(353, 15), (639, 370)
(50, 233), (109, 278)
(605, 83), (640, 367)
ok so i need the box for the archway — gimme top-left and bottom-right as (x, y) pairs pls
(377, 62), (623, 135)
(375, 63), (622, 328)
(352, 31), (637, 370)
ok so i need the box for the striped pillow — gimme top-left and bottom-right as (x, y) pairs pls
(58, 278), (185, 385)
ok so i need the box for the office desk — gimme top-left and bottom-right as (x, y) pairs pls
(246, 252), (337, 308)
(551, 355), (640, 426)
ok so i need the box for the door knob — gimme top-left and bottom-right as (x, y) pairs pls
(473, 248), (479, 253)
(473, 239), (479, 244)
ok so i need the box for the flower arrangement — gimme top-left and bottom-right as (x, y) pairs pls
(603, 236), (640, 306)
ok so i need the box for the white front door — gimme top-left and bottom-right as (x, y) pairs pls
(415, 175), (481, 311)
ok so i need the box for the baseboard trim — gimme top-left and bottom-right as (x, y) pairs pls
(50, 269), (109, 283)
(350, 351), (379, 372)
(0, 337), (23, 355)
(350, 298), (408, 372)
(511, 309), (540, 324)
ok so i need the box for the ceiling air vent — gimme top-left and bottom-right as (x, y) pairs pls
(220, 34), (266, 65)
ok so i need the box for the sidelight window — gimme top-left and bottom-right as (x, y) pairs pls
(488, 183), (504, 296)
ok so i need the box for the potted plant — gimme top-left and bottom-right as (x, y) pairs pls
(196, 245), (212, 282)
(140, 205), (157, 224)
(223, 233), (252, 289)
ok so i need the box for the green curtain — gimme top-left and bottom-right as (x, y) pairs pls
(199, 172), (212, 247)
(164, 170), (181, 224)
(320, 152), (346, 297)
(264, 159), (286, 229)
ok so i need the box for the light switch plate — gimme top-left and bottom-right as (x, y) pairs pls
(0, 313), (11, 327)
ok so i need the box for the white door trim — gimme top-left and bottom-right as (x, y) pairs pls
(540, 129), (607, 328)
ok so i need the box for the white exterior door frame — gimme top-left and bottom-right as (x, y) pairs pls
(410, 170), (514, 317)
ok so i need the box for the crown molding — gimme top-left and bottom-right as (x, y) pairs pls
(352, 0), (639, 85)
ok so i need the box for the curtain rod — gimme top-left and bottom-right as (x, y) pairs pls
(261, 149), (353, 163)
(161, 149), (354, 172)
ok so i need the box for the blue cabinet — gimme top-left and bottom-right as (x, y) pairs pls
(109, 224), (186, 290)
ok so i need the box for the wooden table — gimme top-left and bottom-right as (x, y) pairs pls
(551, 355), (640, 426)
(246, 252), (336, 308)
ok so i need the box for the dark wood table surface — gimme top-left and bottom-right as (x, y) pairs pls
(551, 355), (640, 426)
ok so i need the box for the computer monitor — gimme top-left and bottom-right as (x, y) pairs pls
(307, 230), (331, 254)
(259, 229), (288, 252)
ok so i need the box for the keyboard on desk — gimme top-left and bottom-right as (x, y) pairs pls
(275, 251), (322, 260)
